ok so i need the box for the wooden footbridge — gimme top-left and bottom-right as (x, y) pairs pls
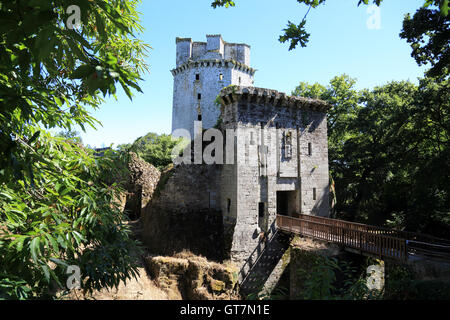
(276, 214), (450, 262)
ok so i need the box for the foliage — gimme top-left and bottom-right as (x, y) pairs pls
(246, 285), (289, 300)
(295, 256), (376, 300)
(384, 265), (450, 300)
(0, 133), (141, 299)
(0, 0), (150, 186)
(400, 6), (450, 78)
(292, 75), (360, 217)
(405, 280), (450, 300)
(212, 1), (449, 76)
(0, 0), (149, 299)
(55, 130), (83, 144)
(246, 255), (375, 300)
(122, 132), (184, 170)
(211, 0), (236, 8)
(293, 75), (450, 237)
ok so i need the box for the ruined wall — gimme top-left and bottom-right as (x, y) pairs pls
(124, 152), (161, 219)
(142, 164), (224, 261)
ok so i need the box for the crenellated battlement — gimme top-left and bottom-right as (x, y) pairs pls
(172, 35), (255, 137)
(218, 86), (331, 112)
(175, 34), (251, 67)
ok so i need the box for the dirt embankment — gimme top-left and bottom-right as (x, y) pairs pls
(145, 251), (240, 300)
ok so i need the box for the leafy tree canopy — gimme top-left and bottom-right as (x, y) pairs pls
(212, 0), (449, 77)
(293, 75), (449, 237)
(119, 132), (184, 171)
(0, 0), (149, 299)
(55, 130), (83, 144)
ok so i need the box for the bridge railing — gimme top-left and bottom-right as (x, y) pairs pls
(295, 213), (450, 246)
(276, 214), (408, 261)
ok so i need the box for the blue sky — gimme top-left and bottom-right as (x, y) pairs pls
(77, 0), (426, 148)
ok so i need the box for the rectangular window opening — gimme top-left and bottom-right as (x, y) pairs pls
(198, 93), (201, 100)
(219, 73), (223, 81)
(308, 142), (312, 156)
(258, 202), (265, 218)
(198, 114), (202, 121)
(195, 74), (200, 81)
(227, 198), (231, 213)
(313, 188), (317, 201)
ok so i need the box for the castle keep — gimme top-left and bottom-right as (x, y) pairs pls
(144, 35), (330, 289)
(140, 36), (450, 299)
(171, 35), (256, 137)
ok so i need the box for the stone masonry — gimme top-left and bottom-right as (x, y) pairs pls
(217, 86), (331, 273)
(171, 35), (256, 138)
(142, 35), (331, 295)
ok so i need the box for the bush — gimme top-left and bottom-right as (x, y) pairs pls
(0, 130), (141, 299)
(125, 132), (184, 170)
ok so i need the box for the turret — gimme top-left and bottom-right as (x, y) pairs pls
(171, 35), (256, 138)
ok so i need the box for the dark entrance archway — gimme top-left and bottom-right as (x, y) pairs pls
(276, 190), (297, 216)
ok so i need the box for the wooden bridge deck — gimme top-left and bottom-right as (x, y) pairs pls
(276, 214), (450, 262)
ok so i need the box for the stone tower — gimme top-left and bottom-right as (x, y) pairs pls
(217, 86), (331, 271)
(171, 35), (256, 137)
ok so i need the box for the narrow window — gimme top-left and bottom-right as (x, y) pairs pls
(308, 142), (312, 156)
(195, 74), (200, 81)
(284, 132), (292, 159)
(313, 188), (317, 201)
(219, 73), (223, 81)
(239, 77), (241, 84)
(198, 114), (202, 121)
(198, 93), (201, 100)
(227, 199), (231, 213)
(258, 202), (265, 218)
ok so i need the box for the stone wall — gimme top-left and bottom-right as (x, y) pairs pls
(175, 35), (250, 67)
(141, 163), (224, 261)
(171, 35), (255, 137)
(218, 86), (331, 269)
(124, 152), (161, 219)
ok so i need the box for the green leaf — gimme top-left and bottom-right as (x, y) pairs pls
(28, 131), (41, 144)
(70, 65), (94, 79)
(30, 237), (41, 263)
(94, 10), (107, 41)
(0, 192), (13, 200)
(41, 264), (50, 282)
(49, 257), (69, 268)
